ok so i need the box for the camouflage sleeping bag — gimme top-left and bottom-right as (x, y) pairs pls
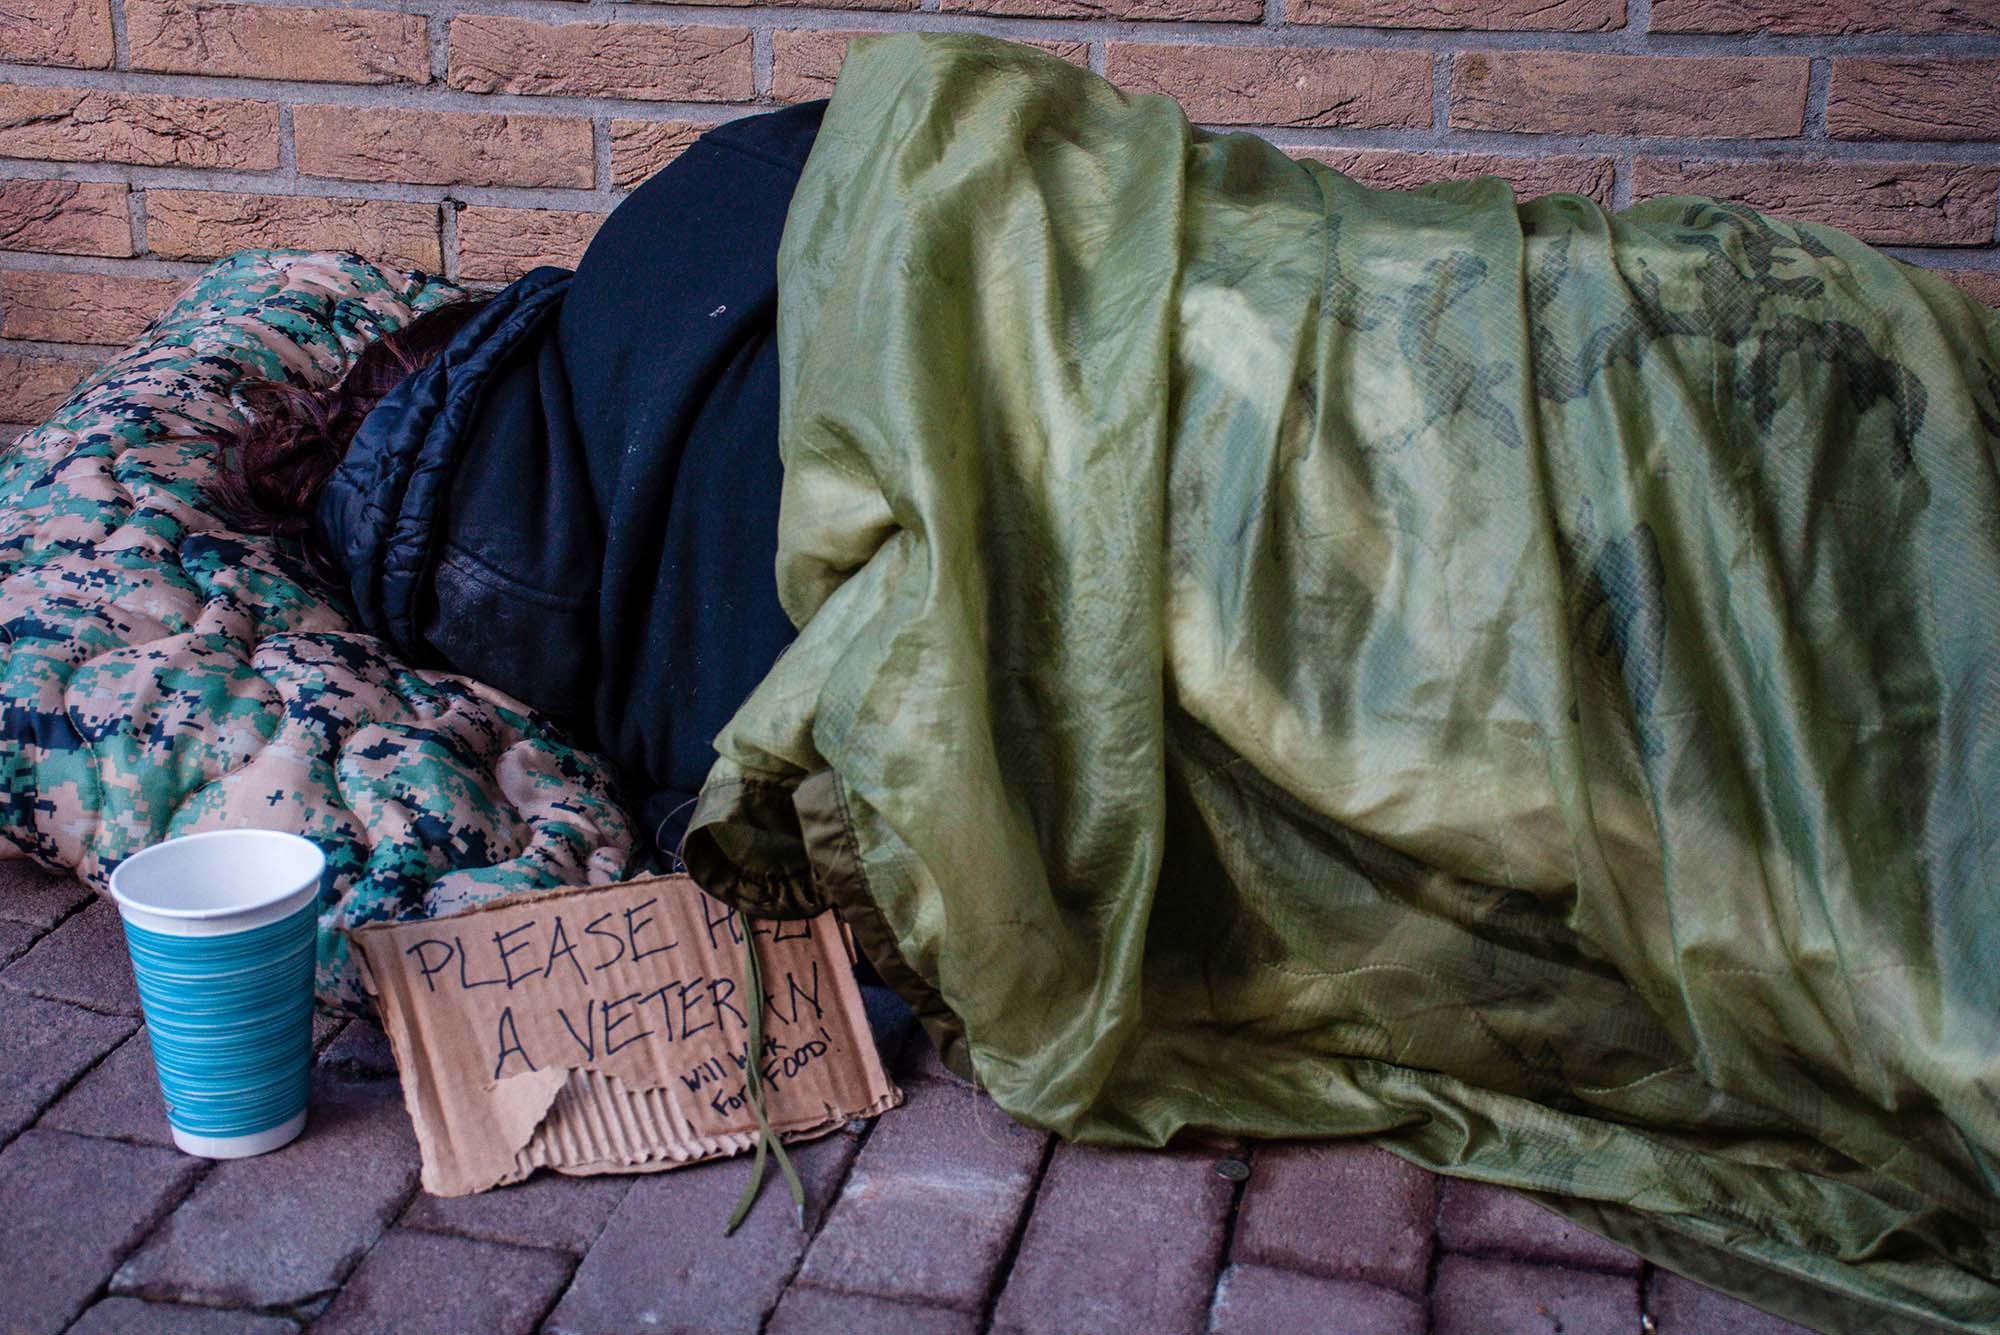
(0, 250), (636, 1009)
(686, 34), (2000, 1334)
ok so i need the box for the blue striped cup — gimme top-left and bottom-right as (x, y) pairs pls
(108, 829), (325, 1159)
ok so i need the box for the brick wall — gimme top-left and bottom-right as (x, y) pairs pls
(2, 0), (1998, 429)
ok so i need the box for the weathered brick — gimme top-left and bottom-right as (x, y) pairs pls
(609, 119), (711, 191)
(651, 0), (918, 10)
(1650, 0), (2000, 33)
(1433, 1255), (1640, 1335)
(771, 29), (1086, 104)
(543, 1130), (863, 1334)
(1296, 148), (1616, 204)
(295, 106), (593, 190)
(1232, 1142), (1437, 1296)
(113, 1067), (421, 1308)
(1648, 1270), (1818, 1334)
(40, 1027), (173, 1146)
(1292, 0), (1621, 27)
(1450, 52), (1808, 138)
(1633, 158), (2000, 246)
(1829, 60), (2000, 142)
(0, 179), (132, 257)
(0, 919), (38, 968)
(401, 1170), (631, 1255)
(941, 0), (1257, 21)
(0, 990), (132, 1140)
(0, 858), (93, 928)
(0, 86), (279, 169)
(1106, 43), (1432, 128)
(146, 191), (443, 271)
(0, 0), (114, 68)
(0, 269), (185, 345)
(0, 1130), (203, 1333)
(769, 1288), (977, 1335)
(990, 1144), (1233, 1335)
(448, 16), (754, 103)
(126, 0), (427, 83)
(69, 1297), (299, 1335)
(1436, 1179), (1641, 1273)
(794, 1077), (1047, 1311)
(313, 1229), (574, 1335)
(0, 352), (93, 423)
(1941, 269), (2000, 307)
(1209, 1264), (1425, 1335)
(456, 206), (604, 283)
(0, 895), (139, 1014)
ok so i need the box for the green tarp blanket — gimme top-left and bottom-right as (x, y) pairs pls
(685, 33), (2000, 1333)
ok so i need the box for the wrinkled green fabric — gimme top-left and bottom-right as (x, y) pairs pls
(685, 33), (2000, 1333)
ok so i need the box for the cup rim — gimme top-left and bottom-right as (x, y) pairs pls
(109, 828), (325, 923)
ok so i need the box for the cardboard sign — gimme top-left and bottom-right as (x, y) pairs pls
(349, 874), (901, 1197)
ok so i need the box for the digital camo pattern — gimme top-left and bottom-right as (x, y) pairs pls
(0, 250), (637, 1009)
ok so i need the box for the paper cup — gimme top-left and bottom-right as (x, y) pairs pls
(108, 829), (325, 1159)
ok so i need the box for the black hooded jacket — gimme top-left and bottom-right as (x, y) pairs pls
(315, 101), (826, 851)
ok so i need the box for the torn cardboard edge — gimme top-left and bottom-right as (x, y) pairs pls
(348, 873), (902, 1197)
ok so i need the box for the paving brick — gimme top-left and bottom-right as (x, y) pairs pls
(1436, 1180), (1641, 1273)
(1828, 59), (2000, 142)
(317, 1018), (399, 1079)
(1632, 158), (2000, 247)
(0, 894), (139, 1014)
(544, 1128), (863, 1334)
(0, 179), (133, 258)
(69, 1297), (298, 1335)
(0, 918), (39, 968)
(1232, 1142), (1437, 1296)
(768, 1287), (977, 1335)
(1105, 43), (1432, 129)
(0, 85), (279, 169)
(1433, 1254), (1641, 1335)
(990, 1144), (1232, 1335)
(1449, 51), (1808, 139)
(0, 1129), (203, 1333)
(40, 1026), (173, 1145)
(113, 1067), (419, 1308)
(311, 1228), (573, 1335)
(0, 0), (113, 68)
(401, 1171), (631, 1255)
(126, 0), (427, 84)
(1648, 1270), (1818, 1334)
(1209, 1263), (1425, 1335)
(793, 1076), (1047, 1312)
(0, 990), (133, 1142)
(0, 269), (187, 345)
(0, 860), (92, 928)
(1649, 0), (1999, 33)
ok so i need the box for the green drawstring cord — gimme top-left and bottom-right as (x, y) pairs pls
(725, 911), (808, 1235)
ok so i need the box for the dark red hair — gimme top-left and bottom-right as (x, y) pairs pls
(211, 296), (491, 544)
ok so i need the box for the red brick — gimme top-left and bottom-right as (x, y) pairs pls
(1450, 51), (1807, 138)
(1436, 1179), (1641, 1273)
(313, 1230), (574, 1335)
(0, 1131), (203, 1333)
(456, 206), (604, 283)
(0, 351), (93, 423)
(146, 191), (442, 270)
(1650, 0), (2000, 33)
(1647, 1270), (1818, 1334)
(0, 180), (133, 258)
(0, 86), (278, 169)
(942, 0), (1256, 20)
(1210, 1264), (1424, 1335)
(1297, 148), (1615, 204)
(769, 1289), (976, 1335)
(1434, 1255), (1640, 1335)
(0, 269), (186, 344)
(448, 16), (753, 102)
(0, 991), (133, 1140)
(609, 119), (710, 191)
(126, 0), (427, 83)
(1107, 43), (1432, 129)
(545, 1131), (864, 1334)
(295, 106), (592, 189)
(1232, 1142), (1437, 1296)
(1829, 60), (2000, 142)
(1941, 269), (2000, 307)
(772, 30), (1086, 104)
(990, 1144), (1233, 1335)
(0, 895), (138, 1013)
(794, 1076), (1048, 1311)
(1634, 157), (2000, 246)
(0, 0), (114, 68)
(1292, 0), (1621, 27)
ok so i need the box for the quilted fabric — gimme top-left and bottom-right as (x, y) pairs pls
(0, 249), (637, 1009)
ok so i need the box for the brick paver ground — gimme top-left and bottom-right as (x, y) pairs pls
(0, 860), (1851, 1333)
